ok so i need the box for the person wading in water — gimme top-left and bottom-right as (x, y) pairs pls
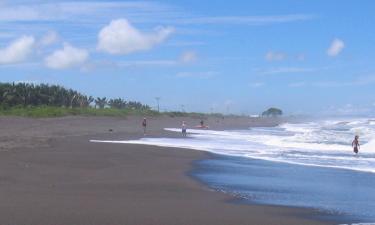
(182, 121), (187, 137)
(352, 135), (360, 155)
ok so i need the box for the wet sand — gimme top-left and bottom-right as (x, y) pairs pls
(0, 115), (336, 225)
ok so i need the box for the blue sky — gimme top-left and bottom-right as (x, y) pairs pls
(0, 0), (375, 115)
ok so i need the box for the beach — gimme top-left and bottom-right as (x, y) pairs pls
(0, 115), (336, 225)
(1, 0), (373, 224)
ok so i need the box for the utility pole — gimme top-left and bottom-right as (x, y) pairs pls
(180, 104), (185, 112)
(155, 97), (160, 112)
(70, 94), (77, 109)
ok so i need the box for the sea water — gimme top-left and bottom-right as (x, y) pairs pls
(91, 117), (375, 222)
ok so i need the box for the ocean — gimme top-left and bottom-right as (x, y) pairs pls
(92, 117), (375, 223)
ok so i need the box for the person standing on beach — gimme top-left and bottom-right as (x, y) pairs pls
(182, 121), (187, 137)
(142, 117), (147, 135)
(352, 135), (360, 154)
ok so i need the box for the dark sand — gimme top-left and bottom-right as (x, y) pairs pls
(0, 116), (336, 225)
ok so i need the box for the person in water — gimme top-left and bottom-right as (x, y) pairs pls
(181, 121), (187, 137)
(142, 117), (147, 135)
(352, 135), (360, 154)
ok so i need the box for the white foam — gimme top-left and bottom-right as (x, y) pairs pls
(362, 139), (375, 152)
(339, 223), (375, 225)
(91, 117), (375, 174)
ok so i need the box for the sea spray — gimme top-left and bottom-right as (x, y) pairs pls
(92, 117), (375, 173)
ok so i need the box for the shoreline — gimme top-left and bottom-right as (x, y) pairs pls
(0, 115), (339, 224)
(190, 152), (361, 224)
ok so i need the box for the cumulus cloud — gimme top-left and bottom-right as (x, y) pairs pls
(45, 43), (89, 69)
(179, 51), (197, 63)
(265, 51), (287, 61)
(97, 19), (174, 55)
(327, 38), (345, 57)
(0, 35), (35, 64)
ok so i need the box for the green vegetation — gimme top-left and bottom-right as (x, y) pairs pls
(0, 82), (249, 118)
(0, 82), (150, 110)
(0, 106), (160, 118)
(262, 107), (283, 117)
(166, 111), (224, 119)
(0, 82), (154, 117)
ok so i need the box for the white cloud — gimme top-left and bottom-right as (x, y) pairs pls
(112, 51), (197, 68)
(179, 51), (197, 63)
(0, 2), (167, 22)
(96, 51), (198, 69)
(327, 38), (345, 57)
(45, 43), (89, 69)
(39, 31), (59, 46)
(177, 14), (314, 25)
(97, 19), (174, 55)
(265, 51), (287, 61)
(0, 35), (35, 64)
(0, 2), (314, 27)
(0, 5), (42, 21)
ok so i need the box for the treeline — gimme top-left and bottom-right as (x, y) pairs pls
(261, 107), (283, 117)
(0, 82), (151, 111)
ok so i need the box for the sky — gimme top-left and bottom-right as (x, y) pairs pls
(0, 0), (375, 116)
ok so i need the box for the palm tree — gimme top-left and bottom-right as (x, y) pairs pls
(108, 98), (126, 109)
(95, 97), (107, 109)
(0, 82), (152, 111)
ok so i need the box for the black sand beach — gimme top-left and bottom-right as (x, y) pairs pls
(0, 116), (336, 225)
